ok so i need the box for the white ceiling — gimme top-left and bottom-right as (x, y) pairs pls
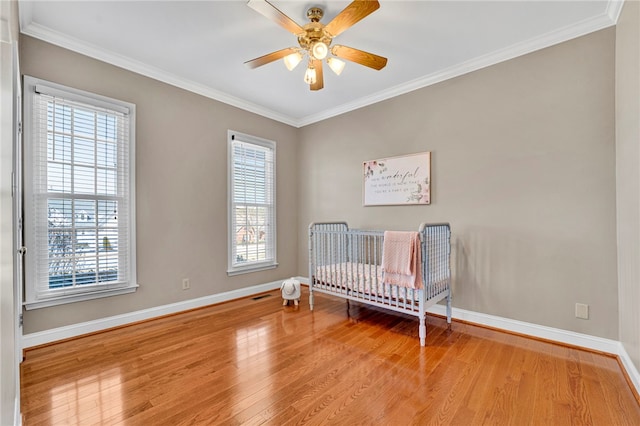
(19, 1), (621, 127)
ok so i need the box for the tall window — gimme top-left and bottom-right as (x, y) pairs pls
(227, 131), (277, 275)
(23, 76), (137, 309)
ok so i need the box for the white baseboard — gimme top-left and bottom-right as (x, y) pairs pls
(300, 274), (621, 354)
(297, 277), (633, 352)
(426, 304), (621, 354)
(22, 276), (640, 398)
(301, 275), (640, 395)
(618, 342), (640, 397)
(22, 279), (282, 349)
(426, 304), (638, 396)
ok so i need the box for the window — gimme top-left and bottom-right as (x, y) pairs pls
(23, 76), (137, 309)
(227, 131), (277, 275)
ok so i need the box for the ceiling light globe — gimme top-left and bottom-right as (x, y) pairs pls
(304, 67), (317, 85)
(283, 52), (303, 71)
(311, 42), (328, 60)
(327, 57), (345, 75)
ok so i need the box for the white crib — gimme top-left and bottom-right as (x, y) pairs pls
(308, 222), (452, 346)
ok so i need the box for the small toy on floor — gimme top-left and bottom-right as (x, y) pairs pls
(281, 277), (301, 306)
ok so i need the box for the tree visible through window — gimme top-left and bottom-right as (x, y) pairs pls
(45, 102), (121, 288)
(228, 131), (276, 275)
(24, 76), (137, 309)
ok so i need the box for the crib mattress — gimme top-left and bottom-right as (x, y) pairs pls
(313, 262), (421, 301)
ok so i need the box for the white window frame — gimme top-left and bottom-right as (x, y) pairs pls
(227, 130), (277, 276)
(23, 76), (137, 309)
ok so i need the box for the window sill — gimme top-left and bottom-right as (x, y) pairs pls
(24, 284), (139, 310)
(227, 262), (278, 276)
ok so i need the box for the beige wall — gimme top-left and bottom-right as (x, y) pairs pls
(9, 4), (638, 419)
(298, 28), (619, 339)
(20, 36), (299, 333)
(616, 1), (640, 370)
(18, 21), (624, 342)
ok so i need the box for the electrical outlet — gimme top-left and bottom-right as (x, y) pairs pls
(575, 303), (589, 319)
(182, 278), (190, 290)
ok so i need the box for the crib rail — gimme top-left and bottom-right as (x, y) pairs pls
(308, 222), (452, 346)
(308, 222), (451, 314)
(420, 223), (451, 302)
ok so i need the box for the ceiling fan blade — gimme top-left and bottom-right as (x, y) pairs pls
(331, 45), (387, 70)
(324, 0), (380, 37)
(244, 47), (299, 69)
(310, 59), (323, 91)
(247, 0), (304, 35)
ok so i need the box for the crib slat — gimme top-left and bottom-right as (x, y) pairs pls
(309, 222), (451, 345)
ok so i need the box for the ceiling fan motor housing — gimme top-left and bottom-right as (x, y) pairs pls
(298, 22), (332, 57)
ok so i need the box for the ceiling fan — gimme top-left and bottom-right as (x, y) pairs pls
(244, 0), (388, 91)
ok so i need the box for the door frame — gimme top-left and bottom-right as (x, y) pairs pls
(11, 39), (23, 419)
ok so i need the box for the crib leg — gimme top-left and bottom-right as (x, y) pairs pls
(309, 292), (314, 311)
(419, 314), (427, 347)
(446, 291), (452, 331)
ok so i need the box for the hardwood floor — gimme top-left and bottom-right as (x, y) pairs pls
(21, 289), (640, 425)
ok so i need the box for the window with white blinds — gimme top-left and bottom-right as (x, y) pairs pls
(227, 131), (277, 275)
(23, 76), (137, 309)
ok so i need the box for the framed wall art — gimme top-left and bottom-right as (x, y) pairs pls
(363, 152), (431, 206)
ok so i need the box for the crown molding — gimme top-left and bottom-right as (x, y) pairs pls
(607, 0), (625, 23)
(298, 7), (619, 127)
(20, 2), (620, 129)
(20, 22), (299, 127)
(17, 0), (32, 34)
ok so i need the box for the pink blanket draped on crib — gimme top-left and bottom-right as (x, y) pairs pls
(382, 231), (423, 289)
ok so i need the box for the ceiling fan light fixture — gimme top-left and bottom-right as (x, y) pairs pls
(311, 42), (328, 60)
(245, 1), (387, 91)
(283, 51), (303, 71)
(327, 57), (345, 75)
(304, 66), (317, 85)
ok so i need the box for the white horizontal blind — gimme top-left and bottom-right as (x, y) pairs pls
(229, 133), (276, 273)
(28, 85), (132, 301)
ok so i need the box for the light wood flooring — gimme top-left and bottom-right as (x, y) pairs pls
(21, 289), (640, 425)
